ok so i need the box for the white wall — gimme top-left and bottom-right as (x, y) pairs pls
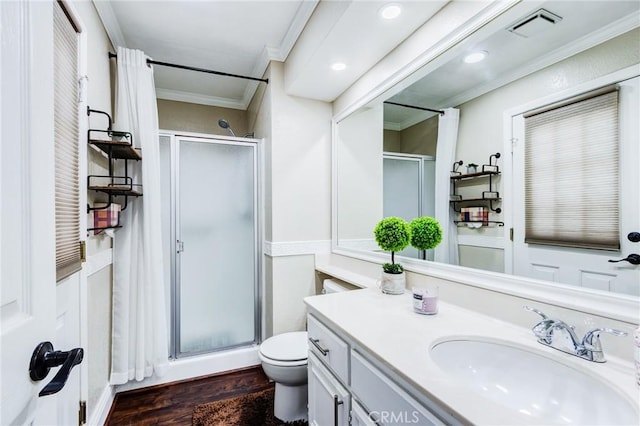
(260, 61), (333, 336)
(336, 104), (383, 245)
(455, 28), (640, 272)
(72, 0), (115, 420)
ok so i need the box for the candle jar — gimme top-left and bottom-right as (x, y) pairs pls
(412, 286), (439, 315)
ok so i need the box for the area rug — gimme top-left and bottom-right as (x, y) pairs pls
(192, 387), (308, 426)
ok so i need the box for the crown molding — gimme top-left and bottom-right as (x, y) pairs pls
(240, 1), (318, 107)
(92, 0), (126, 48)
(155, 88), (247, 110)
(278, 0), (319, 62)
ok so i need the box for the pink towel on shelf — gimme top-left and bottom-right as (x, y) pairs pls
(90, 203), (121, 235)
(460, 207), (488, 224)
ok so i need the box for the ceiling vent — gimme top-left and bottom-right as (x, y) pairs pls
(508, 9), (562, 38)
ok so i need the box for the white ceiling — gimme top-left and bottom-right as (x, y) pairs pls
(383, 0), (640, 130)
(94, 0), (450, 110)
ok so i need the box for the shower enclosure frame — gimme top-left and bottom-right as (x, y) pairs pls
(383, 152), (436, 260)
(159, 131), (262, 360)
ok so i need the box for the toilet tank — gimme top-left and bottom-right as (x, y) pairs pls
(322, 278), (354, 294)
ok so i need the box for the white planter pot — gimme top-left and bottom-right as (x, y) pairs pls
(380, 271), (406, 295)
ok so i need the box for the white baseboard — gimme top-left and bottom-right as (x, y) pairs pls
(87, 384), (115, 426)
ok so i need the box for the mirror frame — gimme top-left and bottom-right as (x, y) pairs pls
(330, 1), (639, 324)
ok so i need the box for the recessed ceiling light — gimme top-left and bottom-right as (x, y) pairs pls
(331, 62), (347, 71)
(379, 3), (402, 20)
(463, 51), (488, 64)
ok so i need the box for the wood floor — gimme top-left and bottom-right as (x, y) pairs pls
(105, 366), (272, 425)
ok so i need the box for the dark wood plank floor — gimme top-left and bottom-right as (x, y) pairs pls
(105, 366), (272, 425)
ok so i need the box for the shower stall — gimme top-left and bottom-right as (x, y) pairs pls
(383, 153), (436, 260)
(159, 132), (260, 358)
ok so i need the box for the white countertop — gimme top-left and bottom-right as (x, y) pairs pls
(304, 287), (640, 425)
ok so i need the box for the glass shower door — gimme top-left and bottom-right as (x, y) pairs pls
(176, 136), (258, 356)
(383, 156), (421, 259)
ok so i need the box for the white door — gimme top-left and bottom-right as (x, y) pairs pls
(512, 76), (640, 295)
(1, 1), (82, 424)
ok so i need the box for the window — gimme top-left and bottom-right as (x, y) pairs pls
(523, 86), (619, 251)
(54, 1), (81, 281)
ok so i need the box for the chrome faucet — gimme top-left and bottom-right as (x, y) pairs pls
(524, 306), (627, 363)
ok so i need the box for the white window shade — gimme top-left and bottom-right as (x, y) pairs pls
(54, 1), (81, 281)
(524, 88), (619, 251)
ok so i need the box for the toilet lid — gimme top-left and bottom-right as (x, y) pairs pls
(260, 331), (308, 362)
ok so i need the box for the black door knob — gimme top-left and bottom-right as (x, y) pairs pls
(608, 254), (640, 265)
(628, 232), (640, 243)
(29, 341), (84, 397)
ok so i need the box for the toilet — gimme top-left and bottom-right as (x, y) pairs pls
(259, 279), (352, 422)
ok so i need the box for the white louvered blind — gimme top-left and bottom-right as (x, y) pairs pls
(54, 1), (81, 281)
(524, 87), (619, 250)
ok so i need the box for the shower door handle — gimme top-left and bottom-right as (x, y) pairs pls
(177, 240), (184, 253)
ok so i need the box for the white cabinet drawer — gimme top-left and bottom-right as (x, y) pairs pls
(351, 350), (447, 426)
(307, 314), (349, 383)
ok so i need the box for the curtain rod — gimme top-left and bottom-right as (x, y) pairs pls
(384, 101), (444, 115)
(108, 52), (269, 84)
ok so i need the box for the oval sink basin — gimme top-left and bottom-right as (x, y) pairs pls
(430, 339), (638, 425)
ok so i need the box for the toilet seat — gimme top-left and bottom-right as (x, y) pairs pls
(259, 331), (308, 366)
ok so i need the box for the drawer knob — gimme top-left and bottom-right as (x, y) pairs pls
(309, 337), (330, 356)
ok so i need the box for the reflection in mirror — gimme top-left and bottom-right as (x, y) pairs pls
(383, 153), (435, 260)
(335, 0), (640, 296)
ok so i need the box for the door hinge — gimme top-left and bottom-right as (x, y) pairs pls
(80, 241), (87, 262)
(78, 400), (86, 425)
(510, 227), (514, 241)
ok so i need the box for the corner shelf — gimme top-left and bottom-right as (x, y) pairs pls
(87, 107), (142, 233)
(450, 153), (503, 227)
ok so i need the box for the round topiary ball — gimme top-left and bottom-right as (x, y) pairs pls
(374, 217), (411, 253)
(410, 216), (442, 250)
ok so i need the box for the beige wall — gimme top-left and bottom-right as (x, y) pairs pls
(252, 61), (333, 336)
(400, 114), (438, 155)
(383, 129), (401, 152)
(74, 0), (115, 419)
(157, 99), (249, 136)
(454, 28), (640, 272)
(384, 115), (438, 155)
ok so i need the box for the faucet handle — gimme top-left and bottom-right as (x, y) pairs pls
(524, 305), (548, 319)
(581, 328), (628, 363)
(524, 306), (555, 344)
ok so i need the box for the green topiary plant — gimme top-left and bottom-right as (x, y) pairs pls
(374, 217), (411, 274)
(410, 216), (442, 260)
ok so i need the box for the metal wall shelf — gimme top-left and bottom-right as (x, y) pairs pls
(87, 107), (142, 233)
(450, 153), (502, 226)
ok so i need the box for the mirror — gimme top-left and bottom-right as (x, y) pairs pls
(335, 0), (640, 296)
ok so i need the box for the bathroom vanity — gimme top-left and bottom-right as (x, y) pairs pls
(304, 286), (639, 425)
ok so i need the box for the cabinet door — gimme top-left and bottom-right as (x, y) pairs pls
(308, 353), (350, 426)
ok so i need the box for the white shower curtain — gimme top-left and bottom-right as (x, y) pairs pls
(434, 108), (460, 265)
(110, 46), (168, 384)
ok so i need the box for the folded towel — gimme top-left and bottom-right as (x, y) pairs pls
(89, 203), (121, 235)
